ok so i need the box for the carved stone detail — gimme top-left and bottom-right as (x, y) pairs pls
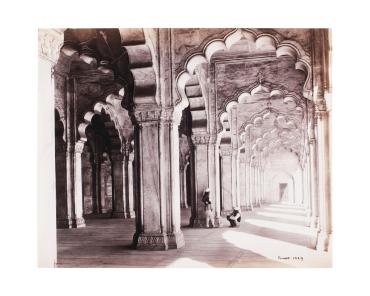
(75, 141), (85, 154)
(134, 109), (161, 123)
(38, 29), (64, 63)
(220, 148), (232, 157)
(160, 108), (174, 123)
(191, 134), (210, 145)
(134, 233), (168, 250)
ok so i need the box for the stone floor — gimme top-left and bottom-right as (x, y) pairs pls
(57, 202), (331, 267)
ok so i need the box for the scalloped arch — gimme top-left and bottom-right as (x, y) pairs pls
(77, 95), (126, 145)
(176, 28), (312, 113)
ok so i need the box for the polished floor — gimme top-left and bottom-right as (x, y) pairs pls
(57, 202), (331, 267)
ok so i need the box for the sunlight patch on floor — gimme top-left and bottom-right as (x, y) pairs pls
(165, 257), (212, 268)
(262, 207), (307, 215)
(256, 211), (309, 222)
(222, 230), (330, 267)
(267, 203), (305, 210)
(245, 218), (316, 237)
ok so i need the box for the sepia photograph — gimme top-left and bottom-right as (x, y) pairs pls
(38, 28), (332, 268)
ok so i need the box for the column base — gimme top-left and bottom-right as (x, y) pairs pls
(180, 203), (189, 209)
(56, 218), (73, 229)
(190, 217), (220, 228)
(126, 211), (136, 219)
(132, 231), (185, 250)
(316, 231), (331, 252)
(71, 217), (86, 228)
(168, 231), (185, 249)
(111, 211), (126, 218)
(310, 216), (318, 229)
(221, 210), (231, 216)
(214, 216), (223, 227)
(190, 217), (204, 228)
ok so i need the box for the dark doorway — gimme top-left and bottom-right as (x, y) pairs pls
(279, 183), (288, 201)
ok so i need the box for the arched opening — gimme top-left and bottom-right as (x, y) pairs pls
(80, 111), (124, 223)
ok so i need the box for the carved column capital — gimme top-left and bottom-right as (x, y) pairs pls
(38, 29), (64, 63)
(191, 134), (211, 145)
(75, 141), (85, 154)
(134, 109), (161, 126)
(219, 145), (232, 157)
(315, 109), (329, 122)
(309, 138), (316, 145)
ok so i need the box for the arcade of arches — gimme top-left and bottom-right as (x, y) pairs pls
(39, 28), (332, 267)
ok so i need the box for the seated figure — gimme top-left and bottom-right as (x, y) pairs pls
(226, 207), (241, 227)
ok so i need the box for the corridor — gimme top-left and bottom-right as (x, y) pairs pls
(57, 202), (331, 267)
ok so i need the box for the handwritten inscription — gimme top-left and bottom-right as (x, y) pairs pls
(278, 256), (304, 261)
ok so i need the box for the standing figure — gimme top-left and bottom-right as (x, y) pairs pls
(227, 207), (241, 227)
(202, 188), (214, 228)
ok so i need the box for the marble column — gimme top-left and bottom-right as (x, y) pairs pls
(260, 167), (265, 204)
(64, 78), (86, 228)
(309, 138), (319, 229)
(236, 153), (241, 209)
(251, 165), (258, 207)
(245, 159), (252, 210)
(305, 159), (312, 220)
(132, 109), (184, 250)
(316, 110), (332, 251)
(179, 161), (189, 209)
(126, 152), (136, 218)
(214, 149), (222, 224)
(100, 161), (107, 212)
(183, 164), (189, 208)
(301, 166), (306, 205)
(256, 165), (261, 207)
(111, 152), (126, 218)
(190, 134), (210, 227)
(238, 154), (246, 210)
(73, 141), (86, 227)
(92, 154), (102, 214)
(163, 109), (184, 246)
(208, 136), (221, 227)
(249, 161), (254, 210)
(231, 148), (238, 208)
(220, 145), (233, 213)
(312, 29), (332, 251)
(38, 28), (63, 266)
